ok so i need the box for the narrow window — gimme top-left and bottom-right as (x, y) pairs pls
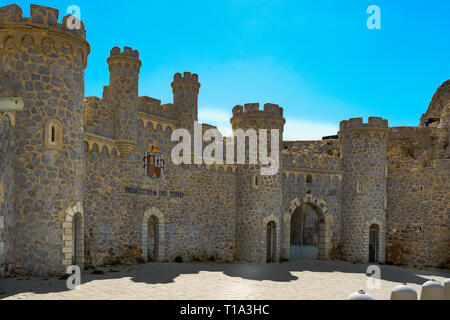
(45, 119), (62, 150)
(252, 174), (261, 190)
(51, 125), (56, 143)
(356, 181), (364, 194)
(306, 175), (313, 183)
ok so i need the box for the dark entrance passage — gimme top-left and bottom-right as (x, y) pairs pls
(369, 224), (379, 262)
(267, 221), (276, 263)
(147, 216), (159, 262)
(72, 212), (83, 267)
(290, 204), (319, 259)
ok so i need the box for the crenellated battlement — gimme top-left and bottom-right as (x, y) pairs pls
(107, 46), (142, 76)
(173, 71), (199, 82)
(0, 4), (89, 68)
(231, 103), (284, 117)
(339, 117), (388, 131)
(0, 4), (86, 39)
(230, 103), (285, 133)
(109, 46), (140, 60)
(171, 72), (200, 94)
(139, 96), (162, 111)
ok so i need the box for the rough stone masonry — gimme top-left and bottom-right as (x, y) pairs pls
(0, 4), (448, 276)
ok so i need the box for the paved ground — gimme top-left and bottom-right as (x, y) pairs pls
(0, 260), (449, 300)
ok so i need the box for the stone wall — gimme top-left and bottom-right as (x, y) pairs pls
(1, 3), (448, 276)
(85, 97), (113, 138)
(386, 124), (449, 268)
(339, 117), (389, 263)
(281, 172), (342, 260)
(230, 103), (285, 263)
(0, 4), (90, 276)
(0, 114), (14, 276)
(84, 122), (237, 265)
(386, 160), (450, 268)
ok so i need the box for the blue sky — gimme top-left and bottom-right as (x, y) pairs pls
(13, 0), (450, 139)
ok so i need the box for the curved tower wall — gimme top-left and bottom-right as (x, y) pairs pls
(230, 103), (285, 263)
(339, 117), (389, 263)
(171, 72), (200, 132)
(105, 46), (141, 149)
(0, 4), (90, 275)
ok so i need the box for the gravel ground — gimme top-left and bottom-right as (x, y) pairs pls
(0, 260), (448, 300)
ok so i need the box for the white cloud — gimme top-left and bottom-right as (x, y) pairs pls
(199, 107), (338, 141)
(198, 107), (234, 136)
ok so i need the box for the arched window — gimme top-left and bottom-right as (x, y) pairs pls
(306, 174), (313, 183)
(252, 174), (261, 190)
(44, 119), (63, 150)
(356, 181), (365, 194)
(51, 125), (56, 143)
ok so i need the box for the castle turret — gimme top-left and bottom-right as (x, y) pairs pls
(230, 103), (285, 263)
(105, 46), (141, 157)
(339, 117), (389, 263)
(0, 4), (90, 275)
(171, 72), (200, 132)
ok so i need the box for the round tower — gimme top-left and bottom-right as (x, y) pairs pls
(171, 72), (200, 132)
(0, 4), (90, 275)
(339, 117), (389, 263)
(106, 46), (141, 158)
(230, 103), (285, 263)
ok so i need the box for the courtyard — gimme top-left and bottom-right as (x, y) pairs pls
(0, 260), (448, 300)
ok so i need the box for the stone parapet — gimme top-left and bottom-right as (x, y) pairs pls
(0, 4), (90, 68)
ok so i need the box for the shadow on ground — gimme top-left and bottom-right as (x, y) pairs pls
(0, 260), (448, 299)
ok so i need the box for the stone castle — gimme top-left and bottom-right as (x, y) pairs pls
(0, 4), (448, 276)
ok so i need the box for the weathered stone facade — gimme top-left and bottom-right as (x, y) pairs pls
(0, 4), (448, 276)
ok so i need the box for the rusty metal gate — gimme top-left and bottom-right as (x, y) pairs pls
(290, 204), (319, 259)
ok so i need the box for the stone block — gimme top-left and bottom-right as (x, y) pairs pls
(62, 247), (72, 254)
(65, 207), (74, 217)
(62, 235), (73, 241)
(62, 222), (72, 228)
(62, 259), (71, 266)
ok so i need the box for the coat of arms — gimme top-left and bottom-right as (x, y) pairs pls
(143, 145), (165, 178)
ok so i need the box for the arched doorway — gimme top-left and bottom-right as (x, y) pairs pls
(72, 212), (83, 267)
(369, 224), (379, 262)
(147, 216), (159, 262)
(290, 203), (321, 259)
(267, 221), (276, 263)
(141, 207), (166, 262)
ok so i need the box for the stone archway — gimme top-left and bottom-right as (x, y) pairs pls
(284, 195), (333, 260)
(62, 201), (84, 269)
(141, 207), (166, 262)
(262, 214), (280, 263)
